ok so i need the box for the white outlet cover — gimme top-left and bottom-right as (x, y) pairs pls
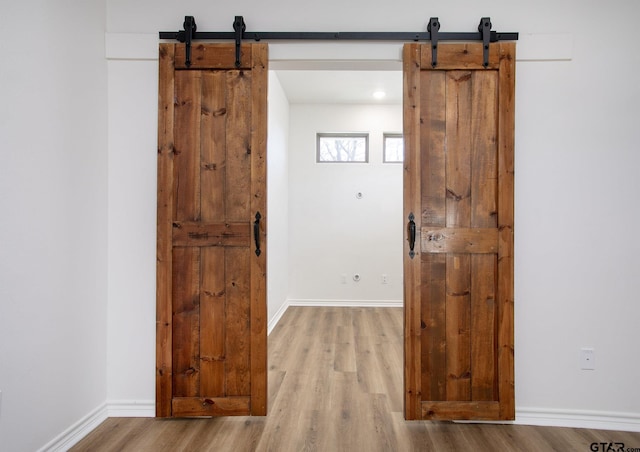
(580, 348), (595, 370)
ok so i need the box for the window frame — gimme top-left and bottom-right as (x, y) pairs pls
(383, 132), (404, 163)
(316, 132), (370, 163)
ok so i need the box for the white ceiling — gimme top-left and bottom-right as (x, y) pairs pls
(274, 70), (402, 105)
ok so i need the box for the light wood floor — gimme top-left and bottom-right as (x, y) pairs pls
(72, 307), (640, 451)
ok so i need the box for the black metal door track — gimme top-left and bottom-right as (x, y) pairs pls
(160, 16), (518, 69)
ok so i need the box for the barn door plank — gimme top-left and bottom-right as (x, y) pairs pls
(225, 247), (252, 396)
(200, 246), (226, 397)
(174, 71), (202, 222)
(172, 246), (201, 397)
(420, 253), (446, 401)
(497, 43), (516, 420)
(225, 70), (252, 222)
(419, 70), (447, 404)
(249, 43), (268, 416)
(470, 70), (499, 402)
(156, 43), (175, 418)
(443, 70), (473, 402)
(402, 43), (422, 419)
(200, 71), (226, 222)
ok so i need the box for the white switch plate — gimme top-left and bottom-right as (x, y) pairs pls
(580, 348), (595, 370)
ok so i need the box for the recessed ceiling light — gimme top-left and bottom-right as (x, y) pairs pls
(373, 90), (386, 99)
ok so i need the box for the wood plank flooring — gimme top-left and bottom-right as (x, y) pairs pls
(72, 307), (640, 451)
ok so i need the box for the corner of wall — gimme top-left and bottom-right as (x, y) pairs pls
(36, 404), (109, 452)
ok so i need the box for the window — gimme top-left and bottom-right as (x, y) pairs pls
(383, 133), (404, 163)
(316, 133), (369, 163)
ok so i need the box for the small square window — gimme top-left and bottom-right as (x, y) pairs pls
(383, 133), (404, 163)
(316, 133), (369, 163)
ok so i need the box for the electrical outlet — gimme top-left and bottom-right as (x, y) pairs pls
(580, 348), (595, 370)
(381, 274), (388, 284)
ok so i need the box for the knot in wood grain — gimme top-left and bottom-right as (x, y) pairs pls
(446, 188), (463, 201)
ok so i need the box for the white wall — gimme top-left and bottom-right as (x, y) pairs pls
(107, 60), (158, 404)
(514, 32), (640, 418)
(288, 104), (403, 305)
(267, 72), (290, 328)
(0, 1), (108, 451)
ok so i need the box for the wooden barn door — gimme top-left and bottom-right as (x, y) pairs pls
(403, 42), (516, 420)
(156, 43), (268, 417)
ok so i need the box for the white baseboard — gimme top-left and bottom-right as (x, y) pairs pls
(38, 403), (108, 452)
(107, 399), (155, 417)
(288, 298), (403, 308)
(38, 400), (156, 451)
(516, 407), (640, 432)
(268, 300), (290, 335)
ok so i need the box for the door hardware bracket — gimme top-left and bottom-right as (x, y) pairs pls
(233, 15), (246, 67)
(183, 16), (196, 68)
(427, 18), (440, 67)
(479, 17), (492, 67)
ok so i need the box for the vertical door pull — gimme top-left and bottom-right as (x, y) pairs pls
(254, 212), (262, 257)
(408, 213), (416, 259)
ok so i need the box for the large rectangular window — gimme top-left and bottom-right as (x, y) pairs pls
(316, 133), (369, 163)
(383, 133), (404, 163)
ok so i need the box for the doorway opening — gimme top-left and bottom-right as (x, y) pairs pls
(265, 64), (405, 415)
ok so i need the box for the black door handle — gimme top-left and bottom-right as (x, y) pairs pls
(408, 213), (416, 259)
(254, 212), (262, 257)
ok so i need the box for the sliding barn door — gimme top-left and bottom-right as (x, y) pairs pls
(403, 42), (515, 420)
(156, 43), (268, 417)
